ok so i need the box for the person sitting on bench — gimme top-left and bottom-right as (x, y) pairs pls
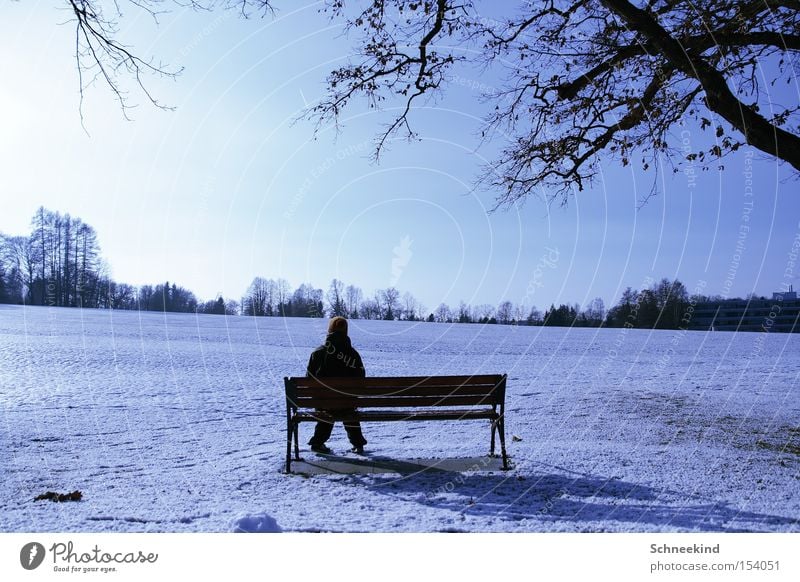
(306, 316), (368, 454)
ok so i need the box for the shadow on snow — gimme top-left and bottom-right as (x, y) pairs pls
(340, 458), (797, 532)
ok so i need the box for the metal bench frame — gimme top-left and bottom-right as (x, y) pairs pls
(284, 374), (508, 473)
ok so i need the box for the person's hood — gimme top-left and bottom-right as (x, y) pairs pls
(325, 331), (352, 350)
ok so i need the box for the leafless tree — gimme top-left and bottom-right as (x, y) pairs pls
(55, 1), (800, 203)
(327, 278), (347, 316)
(360, 297), (381, 319)
(309, 0), (800, 204)
(496, 300), (514, 324)
(345, 284), (363, 318)
(379, 286), (401, 319)
(275, 277), (291, 315)
(526, 306), (543, 325)
(401, 291), (419, 320)
(1, 235), (36, 302)
(434, 302), (452, 322)
(473, 303), (495, 322)
(583, 297), (606, 326)
(245, 276), (270, 315)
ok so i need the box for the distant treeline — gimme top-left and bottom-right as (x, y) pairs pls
(0, 207), (234, 315)
(0, 207), (751, 329)
(238, 277), (730, 330)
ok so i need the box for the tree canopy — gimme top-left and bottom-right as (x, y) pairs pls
(64, 1), (800, 203)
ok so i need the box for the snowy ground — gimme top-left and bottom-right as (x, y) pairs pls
(1, 304), (798, 532)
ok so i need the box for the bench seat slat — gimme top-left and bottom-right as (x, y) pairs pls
(290, 395), (499, 409)
(295, 385), (502, 398)
(292, 375), (503, 389)
(294, 409), (498, 422)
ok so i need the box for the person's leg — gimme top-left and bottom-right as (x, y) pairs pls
(308, 412), (334, 446)
(344, 419), (367, 447)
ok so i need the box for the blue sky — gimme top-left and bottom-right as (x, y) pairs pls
(1, 1), (799, 313)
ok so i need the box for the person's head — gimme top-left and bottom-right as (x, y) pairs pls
(327, 316), (348, 336)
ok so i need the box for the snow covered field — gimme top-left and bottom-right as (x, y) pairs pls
(1, 304), (798, 532)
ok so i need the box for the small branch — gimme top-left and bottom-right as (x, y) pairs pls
(602, 0), (800, 171)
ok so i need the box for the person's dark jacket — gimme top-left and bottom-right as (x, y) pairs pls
(306, 331), (365, 379)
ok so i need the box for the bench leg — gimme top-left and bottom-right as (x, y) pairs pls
(490, 419), (497, 456)
(498, 416), (509, 470)
(293, 422), (301, 461)
(286, 420), (293, 474)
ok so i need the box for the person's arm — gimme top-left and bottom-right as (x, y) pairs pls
(355, 350), (366, 378)
(306, 350), (319, 378)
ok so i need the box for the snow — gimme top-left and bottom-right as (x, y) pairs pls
(231, 513), (282, 533)
(0, 304), (798, 532)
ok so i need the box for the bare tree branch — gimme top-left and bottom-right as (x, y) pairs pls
(48, 0), (800, 205)
(306, 0), (459, 159)
(65, 0), (275, 120)
(602, 0), (800, 172)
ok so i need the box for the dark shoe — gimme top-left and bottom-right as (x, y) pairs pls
(310, 443), (332, 454)
(350, 446), (365, 455)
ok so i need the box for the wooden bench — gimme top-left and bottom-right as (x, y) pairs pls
(283, 374), (508, 473)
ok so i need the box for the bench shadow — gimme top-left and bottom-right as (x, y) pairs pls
(291, 453), (498, 476)
(344, 459), (797, 532)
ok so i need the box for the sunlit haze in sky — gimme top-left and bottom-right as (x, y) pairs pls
(2, 1), (799, 313)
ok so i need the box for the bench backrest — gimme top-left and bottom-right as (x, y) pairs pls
(285, 374), (506, 410)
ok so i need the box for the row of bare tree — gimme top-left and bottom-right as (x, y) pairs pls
(239, 276), (740, 330)
(1, 207), (101, 307)
(1, 208), (741, 329)
(240, 276), (610, 325)
(0, 207), (236, 314)
(241, 278), (424, 320)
